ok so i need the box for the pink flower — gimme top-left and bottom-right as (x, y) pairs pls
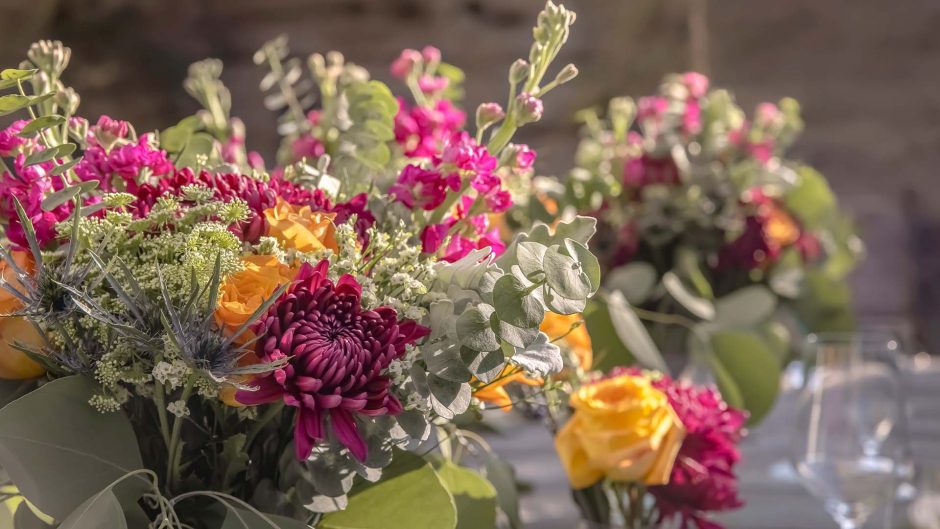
(421, 45), (441, 64)
(513, 144), (537, 171)
(418, 75), (449, 95)
(75, 134), (173, 186)
(87, 115), (131, 148)
(616, 368), (746, 529)
(394, 98), (466, 159)
(637, 96), (669, 123)
(0, 121), (30, 156)
(390, 164), (459, 211)
(682, 72), (710, 99)
(390, 48), (422, 79)
(515, 92), (544, 124)
(0, 153), (72, 248)
(437, 132), (497, 174)
(290, 134), (326, 162)
(421, 223), (449, 254)
(623, 153), (681, 188)
(683, 100), (703, 135)
(236, 260), (429, 461)
(754, 102), (781, 128)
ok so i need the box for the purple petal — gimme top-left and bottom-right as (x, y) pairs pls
(331, 409), (367, 461)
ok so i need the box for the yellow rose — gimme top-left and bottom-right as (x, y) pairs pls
(540, 312), (592, 371)
(215, 254), (297, 334)
(0, 251), (45, 380)
(473, 366), (540, 411)
(263, 199), (339, 253)
(555, 374), (685, 489)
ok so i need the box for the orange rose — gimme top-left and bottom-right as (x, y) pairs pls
(215, 254), (297, 334)
(764, 205), (800, 248)
(0, 251), (44, 380)
(540, 312), (592, 371)
(555, 374), (685, 489)
(263, 199), (339, 253)
(473, 366), (540, 412)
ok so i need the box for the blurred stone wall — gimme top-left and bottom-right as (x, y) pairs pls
(1, 0), (936, 347)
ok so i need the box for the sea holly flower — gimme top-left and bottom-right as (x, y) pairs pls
(235, 260), (430, 460)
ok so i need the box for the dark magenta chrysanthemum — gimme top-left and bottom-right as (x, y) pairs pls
(236, 260), (429, 461)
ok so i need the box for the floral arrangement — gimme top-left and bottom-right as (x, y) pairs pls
(0, 3), (600, 528)
(523, 73), (863, 423)
(554, 367), (747, 529)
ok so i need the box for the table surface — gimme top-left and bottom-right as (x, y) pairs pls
(484, 362), (940, 529)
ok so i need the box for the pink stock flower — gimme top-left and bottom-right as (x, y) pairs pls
(682, 72), (710, 99)
(394, 98), (466, 159)
(637, 96), (669, 123)
(421, 45), (441, 64)
(290, 134), (327, 162)
(513, 144), (537, 171)
(0, 153), (72, 248)
(420, 223), (449, 254)
(623, 153), (681, 188)
(438, 132), (497, 175)
(390, 164), (459, 211)
(87, 115), (131, 148)
(417, 75), (449, 95)
(235, 260), (429, 461)
(75, 134), (173, 186)
(616, 368), (746, 529)
(515, 92), (544, 124)
(390, 48), (422, 79)
(683, 100), (703, 135)
(0, 120), (30, 156)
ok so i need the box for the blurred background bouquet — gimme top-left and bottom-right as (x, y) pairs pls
(511, 73), (864, 424)
(0, 3), (607, 528)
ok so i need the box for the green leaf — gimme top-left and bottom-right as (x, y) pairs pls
(605, 262), (657, 305)
(436, 462), (497, 529)
(175, 132), (216, 168)
(662, 271), (715, 320)
(492, 275), (543, 329)
(676, 246), (714, 299)
(709, 285), (777, 331)
(482, 454), (521, 529)
(543, 246), (590, 300)
(0, 376), (145, 519)
(515, 241), (547, 277)
(583, 299), (635, 373)
(18, 116), (66, 137)
(456, 305), (500, 352)
(708, 331), (782, 425)
(160, 115), (201, 153)
(784, 166), (837, 231)
(428, 375), (471, 420)
(51, 158), (80, 176)
(510, 332), (562, 377)
(41, 180), (99, 212)
(58, 489), (127, 529)
(551, 216), (597, 245)
(564, 239), (600, 294)
(0, 68), (37, 89)
(461, 347), (504, 383)
(23, 143), (76, 167)
(218, 505), (308, 529)
(604, 291), (667, 372)
(320, 450), (457, 529)
(13, 502), (54, 529)
(496, 321), (539, 349)
(0, 95), (31, 116)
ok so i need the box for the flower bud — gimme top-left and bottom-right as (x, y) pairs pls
(515, 93), (544, 125)
(26, 40), (71, 77)
(554, 63), (578, 85)
(390, 48), (422, 80)
(475, 102), (505, 129)
(509, 59), (529, 84)
(421, 45), (441, 64)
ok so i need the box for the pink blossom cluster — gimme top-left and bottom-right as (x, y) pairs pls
(394, 98), (465, 159)
(617, 368), (747, 529)
(391, 132), (511, 262)
(0, 121), (74, 247)
(390, 46), (449, 98)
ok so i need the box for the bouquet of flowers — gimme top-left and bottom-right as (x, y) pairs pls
(553, 367), (747, 529)
(0, 3), (600, 528)
(524, 73), (863, 423)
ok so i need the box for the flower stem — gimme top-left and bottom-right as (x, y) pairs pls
(165, 378), (194, 493)
(245, 401), (285, 449)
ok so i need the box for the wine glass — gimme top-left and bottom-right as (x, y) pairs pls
(791, 332), (909, 529)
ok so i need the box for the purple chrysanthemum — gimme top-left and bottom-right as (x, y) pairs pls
(236, 260), (429, 461)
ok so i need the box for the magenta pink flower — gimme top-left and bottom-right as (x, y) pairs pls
(682, 72), (710, 99)
(87, 115), (131, 148)
(394, 98), (466, 158)
(236, 260), (429, 461)
(637, 96), (669, 123)
(418, 75), (449, 95)
(513, 144), (537, 171)
(420, 223), (449, 255)
(390, 164), (459, 211)
(683, 100), (703, 135)
(0, 120), (30, 156)
(290, 134), (326, 162)
(623, 153), (681, 188)
(421, 45), (441, 64)
(616, 368), (746, 529)
(0, 154), (72, 248)
(75, 134), (173, 186)
(390, 48), (422, 79)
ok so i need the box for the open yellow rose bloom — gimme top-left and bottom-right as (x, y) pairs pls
(555, 374), (685, 489)
(263, 199), (339, 253)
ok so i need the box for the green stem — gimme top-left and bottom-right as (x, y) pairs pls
(245, 401), (285, 449)
(153, 381), (173, 449)
(486, 115), (518, 154)
(166, 378), (195, 493)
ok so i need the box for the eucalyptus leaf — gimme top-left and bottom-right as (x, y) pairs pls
(0, 376), (145, 519)
(483, 454), (521, 529)
(709, 285), (777, 331)
(583, 299), (635, 373)
(0, 68), (37, 89)
(564, 239), (601, 293)
(456, 305), (500, 353)
(319, 450), (457, 529)
(496, 321), (539, 349)
(492, 275), (543, 329)
(662, 271), (715, 321)
(604, 291), (668, 372)
(551, 216), (597, 245)
(461, 347), (505, 383)
(543, 246), (590, 301)
(708, 331), (782, 425)
(515, 241), (547, 277)
(57, 489), (127, 529)
(436, 462), (497, 529)
(543, 286), (587, 315)
(605, 262), (657, 305)
(424, 343), (472, 383)
(0, 94), (30, 115)
(510, 332), (562, 377)
(428, 375), (471, 420)
(51, 158), (80, 176)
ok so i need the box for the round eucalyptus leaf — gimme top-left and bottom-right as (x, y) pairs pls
(456, 305), (500, 352)
(543, 246), (591, 301)
(461, 347), (506, 383)
(428, 375), (471, 419)
(497, 321), (540, 349)
(712, 285), (778, 331)
(605, 262), (658, 305)
(564, 239), (601, 293)
(663, 271), (715, 321)
(544, 284), (587, 315)
(516, 241), (547, 277)
(492, 275), (544, 329)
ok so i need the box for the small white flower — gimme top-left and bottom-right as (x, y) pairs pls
(167, 400), (190, 418)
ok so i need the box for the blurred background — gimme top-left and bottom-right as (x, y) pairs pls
(1, 1), (938, 527)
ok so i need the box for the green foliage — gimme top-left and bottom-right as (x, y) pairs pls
(319, 450), (457, 529)
(705, 331), (782, 424)
(436, 462), (497, 529)
(0, 376), (145, 520)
